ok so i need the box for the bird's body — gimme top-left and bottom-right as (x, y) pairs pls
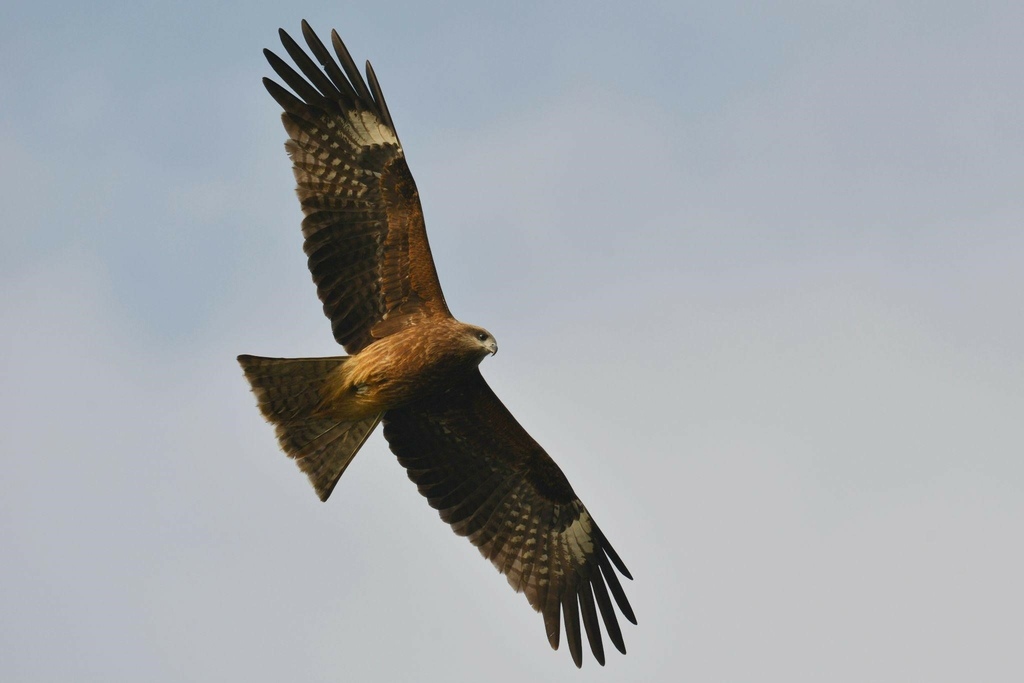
(319, 318), (497, 421)
(239, 21), (635, 668)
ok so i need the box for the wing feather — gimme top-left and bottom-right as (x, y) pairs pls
(330, 29), (375, 105)
(278, 28), (341, 100)
(265, 49), (326, 105)
(562, 590), (583, 668)
(300, 21), (357, 100)
(382, 371), (635, 667)
(265, 23), (450, 353)
(579, 581), (605, 666)
(591, 566), (626, 654)
(365, 60), (396, 130)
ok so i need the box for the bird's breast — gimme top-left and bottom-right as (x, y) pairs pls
(335, 320), (478, 411)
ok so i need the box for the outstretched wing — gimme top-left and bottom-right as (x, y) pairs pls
(382, 371), (636, 668)
(264, 22), (450, 353)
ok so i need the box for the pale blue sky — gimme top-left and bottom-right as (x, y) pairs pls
(2, 2), (1022, 681)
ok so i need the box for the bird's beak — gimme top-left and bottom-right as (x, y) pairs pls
(488, 341), (498, 356)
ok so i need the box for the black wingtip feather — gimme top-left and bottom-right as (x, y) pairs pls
(579, 582), (606, 666)
(278, 27), (340, 100)
(300, 20), (359, 101)
(264, 48), (325, 106)
(603, 537), (633, 580)
(364, 60), (396, 131)
(562, 593), (583, 668)
(263, 77), (305, 113)
(543, 606), (560, 651)
(331, 29), (375, 105)
(590, 567), (626, 655)
(600, 554), (637, 625)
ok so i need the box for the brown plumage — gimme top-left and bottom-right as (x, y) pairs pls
(238, 21), (635, 668)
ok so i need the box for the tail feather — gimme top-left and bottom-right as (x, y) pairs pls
(238, 354), (346, 422)
(288, 415), (382, 500)
(238, 354), (382, 500)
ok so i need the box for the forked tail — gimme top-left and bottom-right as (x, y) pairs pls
(238, 354), (382, 501)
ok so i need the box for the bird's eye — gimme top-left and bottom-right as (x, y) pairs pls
(476, 332), (488, 341)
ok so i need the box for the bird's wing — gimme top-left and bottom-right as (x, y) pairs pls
(264, 22), (450, 353)
(382, 370), (636, 668)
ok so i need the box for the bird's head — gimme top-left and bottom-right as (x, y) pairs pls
(462, 324), (498, 360)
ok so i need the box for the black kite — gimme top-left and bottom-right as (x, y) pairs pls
(238, 21), (635, 667)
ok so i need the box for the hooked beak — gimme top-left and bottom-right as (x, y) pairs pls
(487, 340), (498, 356)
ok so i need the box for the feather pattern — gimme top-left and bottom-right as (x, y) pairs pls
(382, 370), (636, 667)
(264, 21), (450, 353)
(237, 354), (383, 500)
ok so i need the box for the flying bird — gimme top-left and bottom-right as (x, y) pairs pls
(238, 21), (635, 667)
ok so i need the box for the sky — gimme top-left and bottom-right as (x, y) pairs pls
(1, 1), (1022, 680)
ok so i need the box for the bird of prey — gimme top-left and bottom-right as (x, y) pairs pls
(238, 21), (635, 667)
